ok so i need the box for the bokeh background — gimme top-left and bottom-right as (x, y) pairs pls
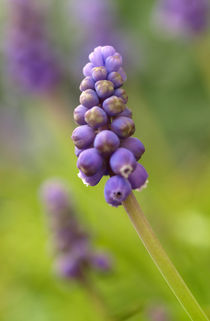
(0, 0), (210, 320)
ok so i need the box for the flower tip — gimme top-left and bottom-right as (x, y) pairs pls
(78, 171), (89, 186)
(136, 179), (149, 192)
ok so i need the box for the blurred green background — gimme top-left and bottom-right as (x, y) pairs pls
(0, 0), (210, 320)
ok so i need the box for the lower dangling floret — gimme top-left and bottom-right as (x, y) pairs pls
(104, 175), (132, 207)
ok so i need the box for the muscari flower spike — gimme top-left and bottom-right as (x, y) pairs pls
(6, 0), (60, 93)
(71, 46), (148, 207)
(41, 179), (111, 281)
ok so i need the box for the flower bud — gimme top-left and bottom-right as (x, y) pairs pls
(91, 253), (112, 271)
(83, 62), (94, 77)
(118, 67), (127, 82)
(101, 46), (115, 60)
(95, 80), (114, 99)
(85, 106), (107, 128)
(114, 88), (128, 104)
(89, 46), (104, 66)
(110, 147), (137, 178)
(79, 76), (95, 91)
(117, 107), (132, 118)
(105, 53), (122, 72)
(75, 146), (83, 157)
(78, 166), (105, 186)
(104, 175), (131, 207)
(77, 148), (103, 176)
(72, 125), (95, 149)
(102, 96), (125, 116)
(56, 255), (81, 279)
(120, 137), (145, 160)
(41, 180), (70, 214)
(73, 105), (88, 125)
(107, 71), (123, 88)
(92, 66), (107, 81)
(80, 89), (99, 108)
(111, 116), (135, 138)
(94, 130), (120, 156)
(128, 163), (148, 190)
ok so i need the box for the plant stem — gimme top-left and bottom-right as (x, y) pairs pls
(123, 192), (209, 321)
(82, 278), (114, 321)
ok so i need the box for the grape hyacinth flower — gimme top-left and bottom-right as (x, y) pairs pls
(72, 45), (148, 207)
(71, 46), (209, 321)
(6, 0), (60, 94)
(153, 0), (209, 37)
(41, 179), (111, 281)
(69, 0), (142, 81)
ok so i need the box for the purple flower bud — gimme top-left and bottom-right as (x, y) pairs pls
(80, 89), (99, 108)
(101, 46), (116, 60)
(55, 254), (84, 280)
(105, 53), (123, 72)
(84, 106), (108, 128)
(75, 145), (93, 157)
(102, 96), (125, 116)
(95, 80), (114, 99)
(78, 166), (105, 186)
(91, 253), (112, 271)
(89, 46), (104, 66)
(91, 66), (107, 81)
(41, 179), (70, 213)
(107, 71), (124, 88)
(110, 147), (137, 178)
(111, 116), (135, 138)
(72, 125), (95, 149)
(117, 107), (132, 118)
(79, 76), (95, 91)
(77, 148), (104, 176)
(128, 163), (148, 190)
(104, 175), (131, 206)
(75, 146), (84, 157)
(118, 67), (127, 82)
(94, 130), (120, 156)
(83, 62), (94, 77)
(120, 137), (145, 160)
(73, 105), (88, 125)
(114, 88), (128, 104)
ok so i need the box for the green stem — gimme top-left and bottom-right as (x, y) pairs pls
(123, 192), (209, 321)
(82, 278), (114, 321)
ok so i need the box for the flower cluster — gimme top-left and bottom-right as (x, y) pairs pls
(72, 46), (148, 207)
(41, 179), (111, 281)
(6, 0), (60, 93)
(154, 0), (209, 37)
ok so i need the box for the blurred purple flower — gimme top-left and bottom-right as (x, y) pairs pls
(147, 305), (169, 321)
(153, 0), (209, 37)
(6, 0), (60, 94)
(69, 0), (142, 78)
(91, 253), (112, 271)
(40, 179), (111, 281)
(69, 0), (115, 50)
